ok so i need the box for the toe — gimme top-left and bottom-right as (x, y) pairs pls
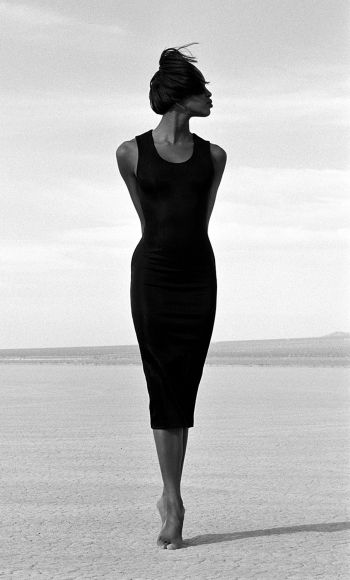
(157, 536), (169, 549)
(166, 540), (182, 550)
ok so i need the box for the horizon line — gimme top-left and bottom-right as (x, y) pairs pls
(0, 331), (349, 352)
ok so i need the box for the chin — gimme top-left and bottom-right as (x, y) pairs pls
(197, 109), (211, 117)
(190, 108), (211, 118)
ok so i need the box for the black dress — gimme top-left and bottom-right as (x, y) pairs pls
(130, 129), (217, 429)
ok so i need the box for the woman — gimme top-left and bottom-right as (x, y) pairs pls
(116, 43), (227, 550)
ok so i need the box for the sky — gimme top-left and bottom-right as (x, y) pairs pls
(1, 0), (349, 348)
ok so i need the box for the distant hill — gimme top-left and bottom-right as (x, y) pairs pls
(320, 331), (350, 339)
(0, 333), (349, 367)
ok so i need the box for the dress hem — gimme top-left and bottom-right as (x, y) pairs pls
(151, 424), (194, 429)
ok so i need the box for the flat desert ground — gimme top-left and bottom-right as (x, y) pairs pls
(1, 364), (349, 579)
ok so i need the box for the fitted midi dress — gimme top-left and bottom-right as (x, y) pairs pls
(130, 129), (217, 429)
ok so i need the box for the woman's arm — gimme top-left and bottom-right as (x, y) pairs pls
(116, 140), (145, 233)
(206, 144), (227, 228)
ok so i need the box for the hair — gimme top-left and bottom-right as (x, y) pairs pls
(149, 42), (210, 115)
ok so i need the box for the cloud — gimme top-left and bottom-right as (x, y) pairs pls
(0, 1), (74, 27)
(0, 1), (125, 34)
(0, 221), (140, 272)
(211, 166), (350, 247)
(212, 90), (349, 126)
(0, 242), (81, 271)
(210, 221), (350, 250)
(1, 92), (145, 133)
(220, 167), (349, 207)
(58, 223), (139, 246)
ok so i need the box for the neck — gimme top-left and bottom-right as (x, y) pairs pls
(153, 110), (192, 144)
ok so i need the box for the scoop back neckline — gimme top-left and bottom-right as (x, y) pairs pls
(150, 129), (197, 165)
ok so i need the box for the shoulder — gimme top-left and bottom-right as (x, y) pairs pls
(196, 134), (227, 164)
(116, 137), (137, 160)
(116, 137), (139, 177)
(209, 142), (227, 172)
(209, 142), (227, 162)
(116, 137), (139, 175)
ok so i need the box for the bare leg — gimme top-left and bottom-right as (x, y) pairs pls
(181, 428), (189, 477)
(153, 427), (188, 549)
(156, 427), (188, 523)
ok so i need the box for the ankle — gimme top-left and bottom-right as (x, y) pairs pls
(163, 487), (181, 499)
(165, 493), (184, 510)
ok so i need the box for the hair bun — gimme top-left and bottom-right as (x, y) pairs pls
(159, 43), (199, 71)
(149, 42), (209, 115)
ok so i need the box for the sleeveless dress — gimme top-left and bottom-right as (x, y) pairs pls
(130, 129), (217, 429)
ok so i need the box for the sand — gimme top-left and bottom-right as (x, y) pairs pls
(1, 364), (349, 579)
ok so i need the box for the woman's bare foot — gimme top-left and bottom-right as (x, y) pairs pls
(157, 497), (185, 550)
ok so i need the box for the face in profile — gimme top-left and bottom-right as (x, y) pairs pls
(177, 87), (213, 117)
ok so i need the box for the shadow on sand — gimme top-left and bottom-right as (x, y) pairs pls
(184, 521), (350, 548)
